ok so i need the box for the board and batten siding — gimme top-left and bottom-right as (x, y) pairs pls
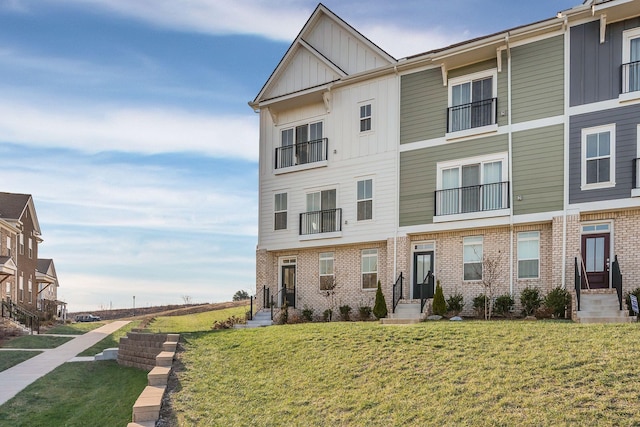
(570, 17), (640, 106)
(568, 104), (640, 204)
(400, 68), (446, 144)
(511, 35), (564, 123)
(512, 124), (564, 215)
(399, 134), (509, 226)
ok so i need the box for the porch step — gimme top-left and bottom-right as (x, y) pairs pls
(95, 347), (118, 361)
(235, 310), (273, 328)
(389, 302), (423, 321)
(380, 318), (421, 325)
(576, 292), (631, 323)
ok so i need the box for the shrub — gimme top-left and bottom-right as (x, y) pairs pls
(373, 280), (388, 319)
(624, 287), (640, 316)
(473, 294), (488, 318)
(493, 294), (515, 317)
(544, 287), (571, 318)
(339, 305), (352, 321)
(279, 301), (289, 325)
(446, 292), (464, 315)
(212, 315), (243, 330)
(432, 281), (447, 316)
(301, 307), (314, 322)
(323, 309), (332, 322)
(520, 287), (542, 317)
(358, 306), (372, 321)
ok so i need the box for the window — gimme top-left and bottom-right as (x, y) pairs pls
(518, 231), (540, 279)
(28, 238), (33, 259)
(277, 121), (325, 168)
(622, 28), (640, 94)
(5, 282), (9, 295)
(436, 154), (508, 216)
(463, 236), (483, 281)
(300, 189), (340, 235)
(319, 252), (334, 290)
(448, 70), (497, 133)
(357, 179), (373, 221)
(28, 278), (32, 302)
(18, 275), (23, 301)
(360, 104), (371, 132)
(361, 249), (378, 289)
(19, 234), (24, 255)
(6, 236), (10, 257)
(274, 193), (287, 230)
(581, 124), (615, 190)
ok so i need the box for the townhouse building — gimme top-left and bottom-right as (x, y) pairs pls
(252, 0), (640, 321)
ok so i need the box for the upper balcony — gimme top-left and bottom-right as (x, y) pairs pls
(446, 98), (497, 137)
(621, 61), (640, 95)
(275, 138), (328, 173)
(299, 208), (342, 238)
(435, 181), (510, 220)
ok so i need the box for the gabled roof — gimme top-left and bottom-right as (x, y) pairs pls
(251, 3), (396, 108)
(37, 258), (58, 285)
(0, 256), (17, 276)
(0, 192), (41, 235)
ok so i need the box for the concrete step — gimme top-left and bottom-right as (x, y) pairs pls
(577, 310), (628, 318)
(95, 347), (118, 361)
(577, 316), (634, 324)
(380, 318), (421, 325)
(390, 303), (422, 320)
(127, 422), (155, 427)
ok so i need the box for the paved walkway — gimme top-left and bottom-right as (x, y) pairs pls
(0, 321), (130, 406)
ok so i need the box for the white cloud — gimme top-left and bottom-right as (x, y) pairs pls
(0, 100), (259, 161)
(360, 25), (470, 59)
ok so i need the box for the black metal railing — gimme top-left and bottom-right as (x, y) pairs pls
(574, 257), (581, 312)
(263, 285), (270, 309)
(420, 271), (434, 313)
(299, 208), (342, 235)
(447, 98), (497, 133)
(1, 300), (39, 334)
(249, 295), (254, 321)
(275, 138), (328, 169)
(392, 272), (403, 314)
(435, 181), (509, 216)
(612, 255), (623, 311)
(622, 61), (640, 94)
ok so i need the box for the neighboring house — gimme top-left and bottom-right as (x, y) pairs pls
(0, 192), (42, 311)
(252, 0), (640, 320)
(37, 258), (65, 320)
(0, 218), (18, 302)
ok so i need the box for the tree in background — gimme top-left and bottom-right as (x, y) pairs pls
(233, 290), (250, 301)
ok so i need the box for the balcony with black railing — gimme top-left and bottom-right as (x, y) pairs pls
(435, 181), (510, 216)
(447, 98), (497, 133)
(622, 61), (640, 94)
(275, 138), (328, 170)
(299, 208), (342, 236)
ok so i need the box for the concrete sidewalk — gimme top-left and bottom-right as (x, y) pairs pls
(0, 320), (130, 406)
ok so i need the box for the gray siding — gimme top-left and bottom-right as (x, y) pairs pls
(512, 36), (564, 123)
(570, 18), (640, 106)
(400, 69), (446, 144)
(569, 103), (640, 204)
(399, 134), (508, 226)
(512, 125), (564, 215)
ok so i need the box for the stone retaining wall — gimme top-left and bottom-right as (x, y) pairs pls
(118, 332), (168, 371)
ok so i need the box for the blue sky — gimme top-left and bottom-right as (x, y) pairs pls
(0, 0), (578, 312)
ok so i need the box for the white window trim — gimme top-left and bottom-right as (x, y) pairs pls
(358, 100), (374, 134)
(356, 177), (374, 222)
(319, 252), (335, 290)
(633, 124), (640, 197)
(517, 231), (540, 279)
(275, 119), (327, 173)
(463, 236), (483, 282)
(298, 186), (342, 242)
(274, 192), (287, 231)
(361, 249), (378, 290)
(619, 28), (640, 102)
(581, 124), (616, 191)
(446, 69), (499, 140)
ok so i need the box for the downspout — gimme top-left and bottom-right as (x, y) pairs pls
(561, 15), (569, 290)
(506, 34), (514, 296)
(393, 65), (399, 284)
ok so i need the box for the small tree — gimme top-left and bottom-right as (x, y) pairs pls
(232, 290), (250, 301)
(432, 280), (447, 316)
(373, 280), (388, 319)
(479, 253), (504, 320)
(520, 286), (542, 317)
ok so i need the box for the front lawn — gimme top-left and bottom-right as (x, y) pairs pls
(0, 351), (41, 372)
(169, 321), (640, 426)
(44, 322), (105, 335)
(2, 335), (73, 349)
(148, 305), (248, 333)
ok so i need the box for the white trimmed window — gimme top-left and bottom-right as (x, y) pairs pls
(581, 124), (615, 190)
(360, 103), (372, 132)
(6, 236), (10, 257)
(277, 121), (324, 168)
(622, 27), (640, 94)
(517, 231), (540, 279)
(357, 179), (373, 221)
(5, 282), (9, 295)
(463, 236), (483, 281)
(28, 278), (32, 302)
(19, 234), (24, 255)
(447, 69), (497, 133)
(19, 275), (23, 301)
(274, 193), (287, 231)
(28, 238), (33, 259)
(361, 249), (378, 289)
(319, 252), (334, 290)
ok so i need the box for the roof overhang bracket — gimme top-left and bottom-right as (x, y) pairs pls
(600, 14), (607, 44)
(323, 90), (332, 113)
(267, 107), (278, 126)
(441, 64), (448, 87)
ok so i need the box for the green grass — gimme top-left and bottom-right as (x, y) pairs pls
(148, 304), (249, 333)
(2, 335), (73, 349)
(170, 321), (640, 426)
(77, 320), (142, 357)
(0, 360), (147, 427)
(0, 351), (41, 372)
(44, 322), (105, 335)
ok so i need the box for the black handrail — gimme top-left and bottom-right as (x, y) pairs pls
(435, 181), (510, 216)
(299, 208), (342, 235)
(447, 97), (497, 133)
(612, 255), (623, 311)
(275, 138), (328, 169)
(421, 271), (434, 313)
(263, 285), (270, 309)
(574, 257), (581, 312)
(392, 272), (403, 313)
(1, 300), (40, 334)
(621, 61), (640, 94)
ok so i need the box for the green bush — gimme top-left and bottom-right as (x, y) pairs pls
(323, 309), (332, 322)
(544, 287), (571, 318)
(624, 287), (640, 316)
(339, 305), (352, 321)
(358, 306), (372, 321)
(520, 287), (542, 317)
(446, 292), (464, 315)
(432, 281), (447, 316)
(301, 307), (314, 322)
(493, 294), (515, 317)
(373, 280), (388, 319)
(279, 301), (289, 325)
(473, 294), (488, 318)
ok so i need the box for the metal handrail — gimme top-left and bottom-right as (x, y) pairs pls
(621, 61), (640, 94)
(275, 138), (328, 169)
(435, 181), (510, 216)
(1, 300), (40, 334)
(263, 285), (270, 309)
(420, 271), (434, 313)
(612, 255), (623, 311)
(392, 272), (403, 313)
(574, 257), (581, 311)
(299, 208), (342, 235)
(447, 97), (497, 133)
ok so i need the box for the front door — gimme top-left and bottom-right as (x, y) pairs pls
(581, 233), (610, 289)
(281, 265), (296, 307)
(413, 251), (434, 299)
